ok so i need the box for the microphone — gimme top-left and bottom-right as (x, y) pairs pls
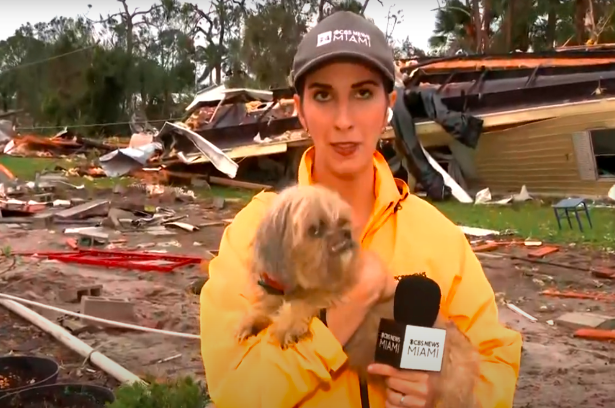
(374, 274), (446, 372)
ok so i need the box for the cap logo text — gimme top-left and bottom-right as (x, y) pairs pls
(316, 30), (371, 47)
(316, 31), (332, 46)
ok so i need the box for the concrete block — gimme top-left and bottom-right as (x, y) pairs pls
(212, 197), (225, 210)
(555, 312), (615, 330)
(31, 210), (57, 229)
(58, 284), (103, 303)
(61, 319), (96, 335)
(80, 296), (136, 326)
(33, 193), (54, 203)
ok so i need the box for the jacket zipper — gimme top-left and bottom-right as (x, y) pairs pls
(328, 196), (405, 408)
(359, 380), (370, 408)
(321, 309), (370, 407)
(358, 196), (405, 408)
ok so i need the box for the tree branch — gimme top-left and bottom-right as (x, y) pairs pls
(360, 0), (370, 15)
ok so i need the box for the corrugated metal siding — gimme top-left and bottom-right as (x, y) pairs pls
(473, 110), (615, 196)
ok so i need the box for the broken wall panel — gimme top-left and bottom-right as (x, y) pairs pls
(473, 109), (615, 196)
(409, 74), (615, 118)
(197, 117), (301, 150)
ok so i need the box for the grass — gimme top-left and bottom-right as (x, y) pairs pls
(0, 155), (256, 202)
(434, 200), (615, 249)
(0, 155), (71, 179)
(0, 155), (135, 189)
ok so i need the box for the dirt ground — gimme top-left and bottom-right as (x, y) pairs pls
(482, 250), (614, 407)
(0, 196), (614, 407)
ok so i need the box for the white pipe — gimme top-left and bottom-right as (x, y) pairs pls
(0, 299), (146, 385)
(0, 293), (200, 340)
(505, 303), (538, 322)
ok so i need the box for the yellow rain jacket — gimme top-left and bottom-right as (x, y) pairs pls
(200, 147), (522, 408)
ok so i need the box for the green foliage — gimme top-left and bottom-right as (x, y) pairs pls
(429, 0), (472, 51)
(108, 377), (211, 408)
(1, 0), (603, 133)
(430, 0), (615, 55)
(241, 0), (312, 88)
(0, 2), (200, 137)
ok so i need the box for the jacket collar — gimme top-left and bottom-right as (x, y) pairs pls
(297, 147), (408, 217)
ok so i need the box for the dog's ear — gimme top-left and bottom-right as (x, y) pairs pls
(252, 196), (297, 290)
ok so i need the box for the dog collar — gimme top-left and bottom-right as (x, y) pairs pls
(258, 273), (285, 295)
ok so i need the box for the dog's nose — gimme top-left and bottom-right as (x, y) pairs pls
(330, 229), (354, 253)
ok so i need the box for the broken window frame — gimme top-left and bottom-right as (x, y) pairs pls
(589, 128), (615, 179)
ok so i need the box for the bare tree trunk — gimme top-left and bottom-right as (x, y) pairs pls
(575, 0), (589, 44)
(317, 0), (325, 21)
(359, 0), (370, 15)
(471, 0), (483, 52)
(481, 0), (492, 52)
(546, 0), (559, 48)
(504, 0), (513, 51)
(216, 12), (225, 84)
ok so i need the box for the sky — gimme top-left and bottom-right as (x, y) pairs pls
(0, 0), (439, 50)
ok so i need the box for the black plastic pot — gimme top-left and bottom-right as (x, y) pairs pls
(0, 355), (60, 397)
(0, 383), (115, 407)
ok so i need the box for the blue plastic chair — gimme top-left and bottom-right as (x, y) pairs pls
(552, 198), (592, 232)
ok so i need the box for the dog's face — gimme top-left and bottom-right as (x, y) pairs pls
(253, 185), (359, 293)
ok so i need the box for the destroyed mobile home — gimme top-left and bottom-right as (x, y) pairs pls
(4, 47), (615, 201)
(398, 47), (615, 198)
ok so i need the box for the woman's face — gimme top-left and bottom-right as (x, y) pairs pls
(294, 62), (396, 178)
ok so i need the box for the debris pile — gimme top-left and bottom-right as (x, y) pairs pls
(0, 170), (237, 254)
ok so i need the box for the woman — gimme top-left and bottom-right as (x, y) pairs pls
(200, 11), (522, 408)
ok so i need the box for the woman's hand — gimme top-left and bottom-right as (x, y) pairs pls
(349, 251), (398, 306)
(326, 251), (396, 345)
(368, 364), (438, 408)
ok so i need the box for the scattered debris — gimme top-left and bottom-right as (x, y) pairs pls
(460, 225), (500, 237)
(58, 284), (103, 304)
(573, 328), (615, 341)
(554, 312), (615, 330)
(506, 303), (538, 322)
(527, 246), (560, 258)
(20, 249), (203, 273)
(541, 289), (615, 302)
(99, 142), (163, 177)
(474, 185), (533, 205)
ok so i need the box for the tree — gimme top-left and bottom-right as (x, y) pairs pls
(393, 36), (426, 59)
(0, 0), (605, 137)
(187, 0), (246, 85)
(241, 0), (313, 88)
(429, 0), (476, 54)
(0, 0), (202, 135)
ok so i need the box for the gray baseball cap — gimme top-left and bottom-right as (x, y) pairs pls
(291, 11), (396, 91)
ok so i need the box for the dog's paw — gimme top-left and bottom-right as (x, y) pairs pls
(235, 313), (271, 343)
(234, 323), (257, 343)
(270, 316), (312, 349)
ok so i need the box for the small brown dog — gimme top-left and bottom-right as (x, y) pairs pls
(235, 184), (481, 407)
(431, 317), (481, 408)
(235, 184), (361, 348)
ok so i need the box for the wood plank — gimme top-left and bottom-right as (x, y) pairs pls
(572, 131), (598, 181)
